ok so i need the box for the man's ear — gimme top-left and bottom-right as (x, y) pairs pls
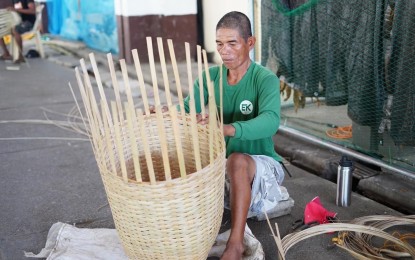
(248, 36), (256, 50)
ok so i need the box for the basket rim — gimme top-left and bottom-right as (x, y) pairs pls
(99, 150), (227, 188)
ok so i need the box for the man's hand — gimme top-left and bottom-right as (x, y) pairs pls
(148, 105), (168, 114)
(223, 124), (235, 137)
(196, 114), (209, 125)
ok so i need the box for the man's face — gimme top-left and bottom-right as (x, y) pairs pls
(216, 28), (254, 70)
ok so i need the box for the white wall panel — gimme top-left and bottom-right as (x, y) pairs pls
(116, 0), (197, 16)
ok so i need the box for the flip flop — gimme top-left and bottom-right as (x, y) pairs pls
(13, 57), (26, 64)
(1, 55), (13, 61)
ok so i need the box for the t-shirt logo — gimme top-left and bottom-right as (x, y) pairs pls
(240, 100), (253, 115)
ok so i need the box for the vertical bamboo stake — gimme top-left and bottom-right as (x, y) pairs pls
(111, 101), (128, 182)
(219, 63), (224, 129)
(79, 59), (104, 135)
(124, 102), (141, 182)
(107, 53), (125, 122)
(167, 39), (188, 138)
(197, 45), (206, 118)
(120, 59), (136, 113)
(146, 37), (161, 107)
(132, 49), (150, 115)
(169, 105), (186, 178)
(68, 82), (91, 139)
(101, 101), (117, 175)
(157, 37), (173, 108)
(89, 53), (112, 125)
(137, 109), (156, 184)
(202, 50), (219, 161)
(185, 42), (202, 171)
(274, 223), (286, 260)
(208, 81), (215, 164)
(155, 105), (171, 181)
(69, 81), (101, 162)
(74, 68), (95, 139)
(77, 65), (106, 162)
(167, 39), (185, 107)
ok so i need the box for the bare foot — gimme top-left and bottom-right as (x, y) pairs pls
(220, 242), (244, 260)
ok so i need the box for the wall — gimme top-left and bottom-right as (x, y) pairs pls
(115, 0), (197, 63)
(202, 0), (252, 63)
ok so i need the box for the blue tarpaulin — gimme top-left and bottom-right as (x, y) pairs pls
(47, 0), (118, 54)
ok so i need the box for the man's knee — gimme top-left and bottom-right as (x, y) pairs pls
(226, 153), (255, 181)
(227, 153), (249, 168)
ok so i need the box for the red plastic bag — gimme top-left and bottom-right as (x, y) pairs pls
(304, 196), (337, 225)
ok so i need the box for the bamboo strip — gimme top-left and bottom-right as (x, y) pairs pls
(157, 37), (173, 108)
(197, 45), (205, 118)
(74, 66), (101, 152)
(265, 212), (286, 260)
(202, 50), (212, 94)
(120, 59), (137, 115)
(202, 50), (218, 162)
(208, 88), (215, 164)
(89, 53), (112, 125)
(274, 223), (286, 260)
(101, 101), (117, 175)
(169, 105), (186, 178)
(111, 101), (128, 182)
(79, 59), (104, 135)
(185, 42), (202, 171)
(207, 82), (217, 163)
(155, 105), (171, 182)
(107, 53), (125, 122)
(167, 39), (188, 138)
(219, 63), (224, 130)
(131, 49), (150, 115)
(136, 109), (156, 184)
(167, 39), (185, 110)
(125, 102), (141, 182)
(68, 82), (90, 138)
(203, 50), (217, 119)
(68, 82), (99, 163)
(74, 68), (94, 137)
(146, 37), (161, 107)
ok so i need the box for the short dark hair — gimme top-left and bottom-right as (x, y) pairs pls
(216, 11), (252, 41)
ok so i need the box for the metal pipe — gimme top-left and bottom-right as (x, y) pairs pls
(279, 125), (415, 180)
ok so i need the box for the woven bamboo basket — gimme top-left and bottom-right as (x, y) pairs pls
(72, 37), (226, 259)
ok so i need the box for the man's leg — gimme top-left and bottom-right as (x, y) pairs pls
(0, 38), (11, 59)
(12, 28), (24, 62)
(221, 153), (256, 260)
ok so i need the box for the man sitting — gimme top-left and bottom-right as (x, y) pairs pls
(0, 0), (36, 63)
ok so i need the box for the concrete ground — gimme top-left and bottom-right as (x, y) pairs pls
(0, 40), (413, 260)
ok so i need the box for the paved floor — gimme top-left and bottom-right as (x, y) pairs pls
(0, 49), (410, 260)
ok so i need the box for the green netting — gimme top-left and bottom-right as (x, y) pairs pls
(261, 0), (415, 171)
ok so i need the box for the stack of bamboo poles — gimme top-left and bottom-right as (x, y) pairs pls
(71, 37), (226, 260)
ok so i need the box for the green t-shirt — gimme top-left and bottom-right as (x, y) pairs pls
(184, 61), (282, 162)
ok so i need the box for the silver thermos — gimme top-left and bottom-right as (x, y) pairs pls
(336, 155), (353, 207)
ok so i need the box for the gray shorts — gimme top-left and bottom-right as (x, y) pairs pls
(15, 21), (33, 34)
(224, 155), (286, 218)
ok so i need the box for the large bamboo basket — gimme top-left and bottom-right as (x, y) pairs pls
(71, 37), (226, 259)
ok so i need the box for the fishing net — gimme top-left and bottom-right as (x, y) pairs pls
(261, 0), (415, 172)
